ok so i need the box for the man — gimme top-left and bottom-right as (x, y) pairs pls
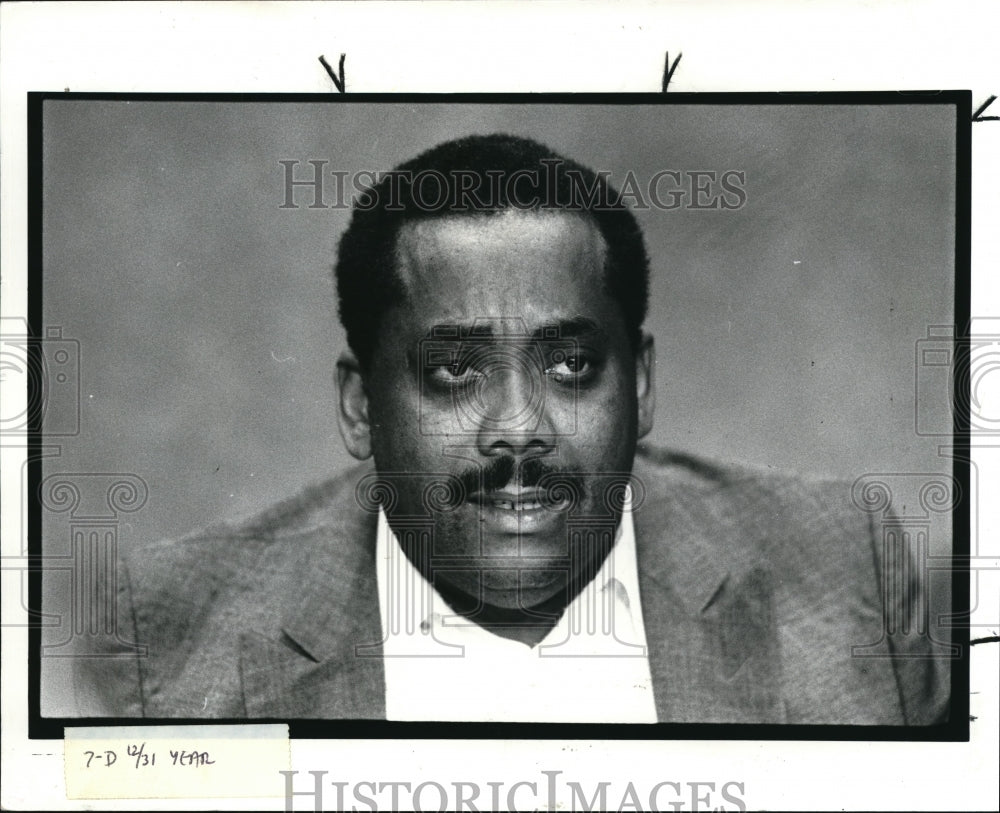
(77, 134), (948, 724)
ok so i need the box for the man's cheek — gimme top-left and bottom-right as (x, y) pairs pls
(370, 400), (421, 456)
(574, 398), (634, 449)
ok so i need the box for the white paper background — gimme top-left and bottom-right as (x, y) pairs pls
(2, 1), (997, 810)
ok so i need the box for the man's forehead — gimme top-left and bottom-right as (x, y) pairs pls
(392, 209), (607, 286)
(424, 316), (607, 341)
(387, 210), (613, 341)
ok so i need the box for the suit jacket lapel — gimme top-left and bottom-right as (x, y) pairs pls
(239, 628), (385, 719)
(633, 455), (787, 723)
(238, 493), (387, 719)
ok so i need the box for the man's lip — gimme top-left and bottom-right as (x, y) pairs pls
(468, 486), (547, 508)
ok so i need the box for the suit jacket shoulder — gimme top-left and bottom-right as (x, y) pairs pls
(75, 461), (381, 717)
(631, 446), (950, 724)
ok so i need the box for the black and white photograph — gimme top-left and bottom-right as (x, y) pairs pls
(3, 2), (998, 811)
(33, 97), (962, 729)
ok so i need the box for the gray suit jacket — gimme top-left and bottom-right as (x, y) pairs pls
(76, 447), (949, 724)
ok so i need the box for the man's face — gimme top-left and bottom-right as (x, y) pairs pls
(359, 210), (653, 611)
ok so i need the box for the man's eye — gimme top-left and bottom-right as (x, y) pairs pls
(546, 353), (593, 381)
(426, 357), (480, 384)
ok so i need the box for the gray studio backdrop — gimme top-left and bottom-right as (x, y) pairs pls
(40, 101), (956, 712)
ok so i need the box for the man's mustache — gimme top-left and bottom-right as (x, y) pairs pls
(455, 455), (583, 503)
(356, 461), (586, 515)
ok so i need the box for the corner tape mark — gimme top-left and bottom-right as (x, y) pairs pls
(662, 51), (682, 92)
(319, 53), (346, 93)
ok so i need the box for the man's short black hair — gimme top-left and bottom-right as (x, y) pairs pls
(335, 133), (650, 369)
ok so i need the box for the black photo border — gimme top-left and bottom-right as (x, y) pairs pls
(26, 90), (972, 741)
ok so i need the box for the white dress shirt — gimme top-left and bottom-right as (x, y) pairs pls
(376, 492), (658, 723)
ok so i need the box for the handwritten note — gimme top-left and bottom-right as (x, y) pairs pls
(64, 725), (289, 799)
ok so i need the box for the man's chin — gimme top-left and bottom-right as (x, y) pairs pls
(437, 567), (569, 612)
(483, 567), (565, 598)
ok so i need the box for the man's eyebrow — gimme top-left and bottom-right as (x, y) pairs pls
(533, 317), (605, 340)
(425, 318), (606, 341)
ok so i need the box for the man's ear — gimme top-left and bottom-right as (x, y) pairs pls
(635, 332), (655, 440)
(336, 351), (373, 460)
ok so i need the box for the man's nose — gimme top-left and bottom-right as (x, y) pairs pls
(471, 360), (556, 458)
